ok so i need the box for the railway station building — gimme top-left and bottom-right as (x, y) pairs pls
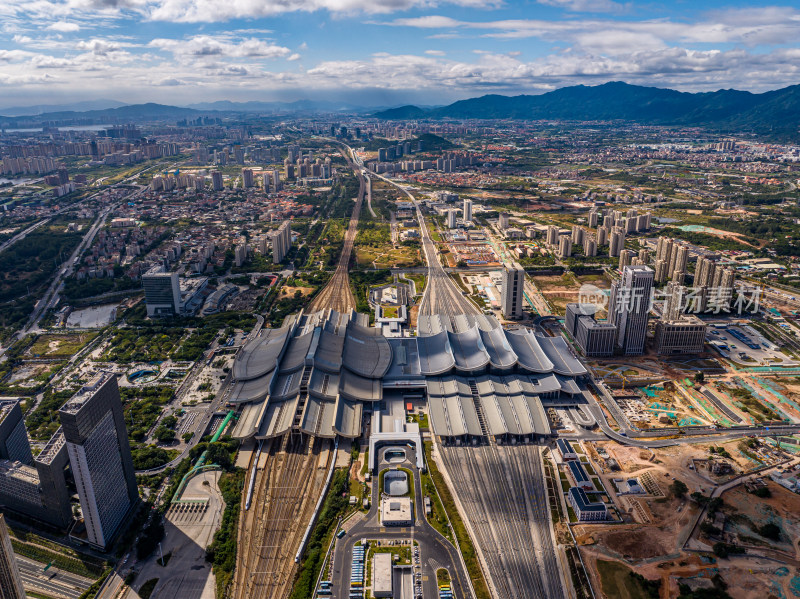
(229, 309), (588, 446)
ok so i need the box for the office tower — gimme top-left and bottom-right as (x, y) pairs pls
(609, 265), (654, 355)
(142, 267), (181, 318)
(447, 210), (457, 229)
(597, 227), (608, 246)
(270, 221), (292, 264)
(588, 210), (599, 228)
(546, 225), (559, 247)
(501, 262), (525, 320)
(655, 317), (707, 355)
(571, 225), (583, 245)
(499, 213), (509, 230)
(0, 514), (25, 599)
(211, 170), (223, 191)
(242, 168), (254, 188)
(558, 235), (572, 258)
(609, 227), (625, 257)
(566, 304), (616, 357)
(59, 375), (138, 549)
(583, 236), (597, 257)
(618, 249), (633, 270)
(0, 401), (32, 465)
(462, 199), (472, 223)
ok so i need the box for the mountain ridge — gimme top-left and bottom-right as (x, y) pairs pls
(373, 82), (800, 138)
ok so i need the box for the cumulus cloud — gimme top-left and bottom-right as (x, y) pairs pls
(537, 0), (624, 13)
(47, 21), (81, 31)
(149, 35), (291, 59)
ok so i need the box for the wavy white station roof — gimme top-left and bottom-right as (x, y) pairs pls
(528, 373), (563, 395)
(417, 330), (455, 375)
(343, 322), (393, 378)
(479, 326), (518, 369)
(271, 371), (301, 401)
(231, 398), (269, 439)
(256, 396), (298, 438)
(536, 334), (587, 376)
(314, 329), (345, 373)
(339, 369), (382, 402)
(333, 397), (363, 438)
(279, 330), (314, 373)
(228, 371), (274, 404)
(505, 329), (555, 372)
(300, 396), (337, 438)
(233, 325), (291, 380)
(308, 368), (340, 400)
(448, 326), (490, 371)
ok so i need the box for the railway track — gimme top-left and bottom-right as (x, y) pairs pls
(233, 434), (331, 599)
(308, 145), (365, 314)
(440, 444), (564, 599)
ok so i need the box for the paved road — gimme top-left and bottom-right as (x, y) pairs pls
(17, 555), (93, 599)
(330, 445), (473, 599)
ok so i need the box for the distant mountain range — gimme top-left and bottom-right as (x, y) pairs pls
(0, 99), (127, 117)
(374, 82), (800, 138)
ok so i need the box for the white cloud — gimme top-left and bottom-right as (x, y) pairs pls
(47, 20), (81, 31)
(425, 49), (446, 55)
(537, 0), (623, 13)
(149, 35), (291, 59)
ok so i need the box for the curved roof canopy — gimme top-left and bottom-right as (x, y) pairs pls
(448, 326), (490, 372)
(343, 322), (393, 378)
(505, 329), (554, 373)
(479, 326), (518, 370)
(417, 330), (455, 376)
(536, 334), (587, 376)
(233, 325), (290, 381)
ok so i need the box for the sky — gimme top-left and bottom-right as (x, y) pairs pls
(0, 0), (799, 108)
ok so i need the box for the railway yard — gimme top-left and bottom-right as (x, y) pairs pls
(440, 444), (565, 599)
(232, 435), (333, 599)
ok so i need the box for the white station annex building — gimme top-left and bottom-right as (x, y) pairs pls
(229, 309), (588, 448)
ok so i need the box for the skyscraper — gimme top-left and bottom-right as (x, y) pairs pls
(609, 227), (625, 257)
(0, 514), (25, 599)
(270, 221), (292, 264)
(0, 401), (32, 465)
(501, 262), (525, 320)
(211, 170), (223, 191)
(242, 168), (254, 188)
(59, 374), (138, 550)
(142, 267), (181, 318)
(462, 199), (472, 223)
(609, 265), (654, 355)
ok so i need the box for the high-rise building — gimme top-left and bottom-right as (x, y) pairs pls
(565, 304), (616, 357)
(235, 242), (248, 267)
(656, 237), (673, 263)
(142, 267), (181, 318)
(695, 256), (717, 288)
(654, 259), (669, 283)
(59, 374), (138, 550)
(546, 225), (559, 247)
(558, 235), (572, 258)
(242, 168), (254, 188)
(597, 227), (608, 246)
(663, 282), (686, 321)
(638, 248), (650, 264)
(0, 401), (32, 465)
(609, 265), (654, 355)
(447, 210), (457, 229)
(211, 170), (223, 191)
(583, 236), (597, 257)
(609, 227), (625, 257)
(571, 225), (583, 245)
(499, 213), (510, 230)
(462, 199), (472, 223)
(588, 210), (599, 228)
(0, 514), (25, 599)
(270, 221), (292, 264)
(618, 249), (633, 271)
(654, 317), (707, 355)
(501, 262), (525, 320)
(671, 244), (689, 282)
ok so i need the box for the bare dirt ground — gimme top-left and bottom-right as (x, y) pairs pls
(279, 285), (315, 297)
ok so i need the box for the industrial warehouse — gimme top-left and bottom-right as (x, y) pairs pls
(228, 308), (588, 443)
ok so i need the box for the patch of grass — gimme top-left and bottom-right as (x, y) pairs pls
(596, 560), (660, 599)
(10, 538), (106, 578)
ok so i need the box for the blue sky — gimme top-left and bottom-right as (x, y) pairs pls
(0, 0), (798, 107)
